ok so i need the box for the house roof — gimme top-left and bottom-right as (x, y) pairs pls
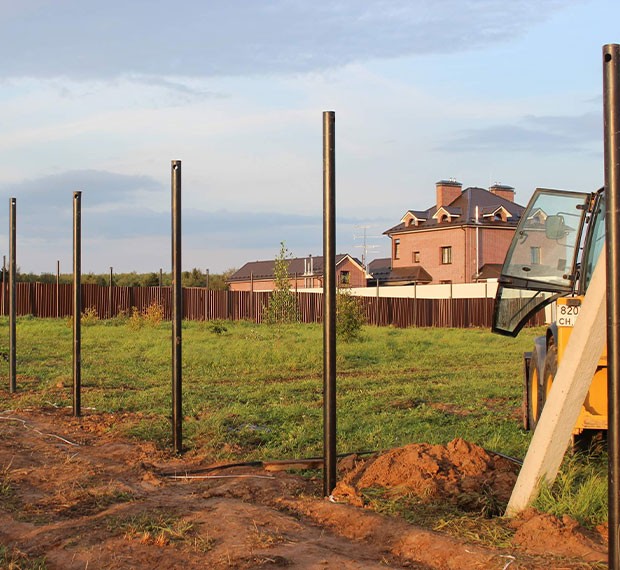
(476, 263), (503, 280)
(367, 258), (432, 284)
(384, 186), (525, 235)
(228, 254), (364, 282)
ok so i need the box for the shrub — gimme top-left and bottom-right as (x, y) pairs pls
(336, 287), (366, 341)
(81, 306), (99, 325)
(208, 320), (228, 335)
(127, 307), (143, 330)
(143, 302), (165, 327)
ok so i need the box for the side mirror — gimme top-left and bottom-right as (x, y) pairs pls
(545, 215), (566, 240)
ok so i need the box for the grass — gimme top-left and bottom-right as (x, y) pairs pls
(106, 510), (214, 551)
(0, 545), (47, 570)
(533, 450), (608, 528)
(0, 316), (608, 528)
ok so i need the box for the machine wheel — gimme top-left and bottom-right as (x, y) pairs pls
(541, 343), (558, 412)
(527, 345), (544, 430)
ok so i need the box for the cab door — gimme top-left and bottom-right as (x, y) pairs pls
(492, 188), (591, 336)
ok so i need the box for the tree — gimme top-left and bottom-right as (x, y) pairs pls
(263, 242), (299, 325)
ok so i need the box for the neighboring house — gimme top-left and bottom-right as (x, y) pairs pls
(376, 179), (526, 285)
(228, 254), (367, 292)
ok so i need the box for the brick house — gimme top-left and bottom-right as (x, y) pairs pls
(228, 254), (367, 292)
(376, 179), (526, 285)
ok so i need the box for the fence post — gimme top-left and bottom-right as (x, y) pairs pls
(73, 191), (82, 416)
(171, 160), (183, 454)
(323, 110), (337, 496)
(109, 266), (113, 318)
(9, 199), (16, 392)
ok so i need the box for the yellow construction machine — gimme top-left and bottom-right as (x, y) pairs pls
(492, 187), (606, 440)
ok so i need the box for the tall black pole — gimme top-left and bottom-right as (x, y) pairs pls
(109, 266), (113, 318)
(2, 255), (6, 316)
(9, 199), (16, 393)
(323, 111), (337, 496)
(73, 191), (82, 416)
(56, 260), (60, 318)
(604, 43), (620, 570)
(171, 160), (183, 453)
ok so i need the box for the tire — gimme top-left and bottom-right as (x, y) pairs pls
(541, 343), (557, 414)
(527, 346), (544, 430)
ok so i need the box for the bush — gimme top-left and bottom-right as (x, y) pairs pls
(81, 306), (99, 325)
(336, 288), (366, 341)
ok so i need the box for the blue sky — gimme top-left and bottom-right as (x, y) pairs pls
(0, 0), (617, 274)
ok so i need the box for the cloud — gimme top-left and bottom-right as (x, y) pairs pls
(439, 111), (600, 152)
(0, 0), (578, 81)
(0, 170), (164, 208)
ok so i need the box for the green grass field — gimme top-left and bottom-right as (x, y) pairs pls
(0, 317), (608, 526)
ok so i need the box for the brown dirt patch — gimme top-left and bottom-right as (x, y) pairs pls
(0, 409), (607, 569)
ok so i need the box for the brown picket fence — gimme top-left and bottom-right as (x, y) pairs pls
(0, 282), (544, 329)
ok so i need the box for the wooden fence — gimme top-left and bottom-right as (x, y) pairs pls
(0, 282), (544, 329)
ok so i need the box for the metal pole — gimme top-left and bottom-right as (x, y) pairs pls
(108, 266), (113, 318)
(206, 268), (209, 289)
(56, 260), (60, 318)
(323, 111), (337, 496)
(171, 160), (183, 453)
(604, 43), (620, 570)
(250, 271), (254, 320)
(2, 255), (5, 316)
(73, 191), (82, 416)
(9, 199), (16, 392)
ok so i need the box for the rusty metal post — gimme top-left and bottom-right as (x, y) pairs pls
(73, 191), (82, 416)
(171, 160), (183, 453)
(56, 260), (60, 318)
(1, 255), (5, 316)
(9, 199), (16, 392)
(323, 111), (337, 496)
(604, 43), (620, 570)
(108, 267), (113, 318)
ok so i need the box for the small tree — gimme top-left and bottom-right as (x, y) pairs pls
(336, 287), (366, 341)
(263, 242), (299, 325)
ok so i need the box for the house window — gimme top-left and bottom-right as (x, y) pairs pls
(339, 271), (350, 285)
(441, 246), (452, 265)
(530, 246), (541, 265)
(394, 239), (400, 259)
(413, 251), (420, 263)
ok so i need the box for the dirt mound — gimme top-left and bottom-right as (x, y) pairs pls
(0, 410), (609, 569)
(511, 508), (607, 564)
(333, 438), (518, 513)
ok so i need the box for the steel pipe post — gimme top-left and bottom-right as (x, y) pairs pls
(171, 160), (183, 453)
(9, 199), (16, 392)
(56, 260), (60, 318)
(604, 43), (620, 570)
(73, 192), (82, 416)
(109, 267), (113, 318)
(323, 111), (337, 496)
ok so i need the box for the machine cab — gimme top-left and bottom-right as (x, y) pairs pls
(492, 188), (598, 337)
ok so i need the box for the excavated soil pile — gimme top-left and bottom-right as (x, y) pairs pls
(0, 409), (610, 569)
(333, 438), (518, 512)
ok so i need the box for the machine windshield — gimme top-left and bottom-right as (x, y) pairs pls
(492, 188), (590, 336)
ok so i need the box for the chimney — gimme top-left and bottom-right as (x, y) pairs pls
(489, 183), (515, 202)
(436, 179), (462, 208)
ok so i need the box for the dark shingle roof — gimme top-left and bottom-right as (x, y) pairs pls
(228, 254), (362, 282)
(385, 186), (525, 235)
(367, 258), (432, 284)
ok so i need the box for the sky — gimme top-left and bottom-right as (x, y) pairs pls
(0, 0), (617, 275)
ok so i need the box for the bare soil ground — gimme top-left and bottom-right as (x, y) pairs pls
(0, 409), (609, 569)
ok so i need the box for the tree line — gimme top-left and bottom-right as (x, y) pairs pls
(5, 267), (236, 290)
